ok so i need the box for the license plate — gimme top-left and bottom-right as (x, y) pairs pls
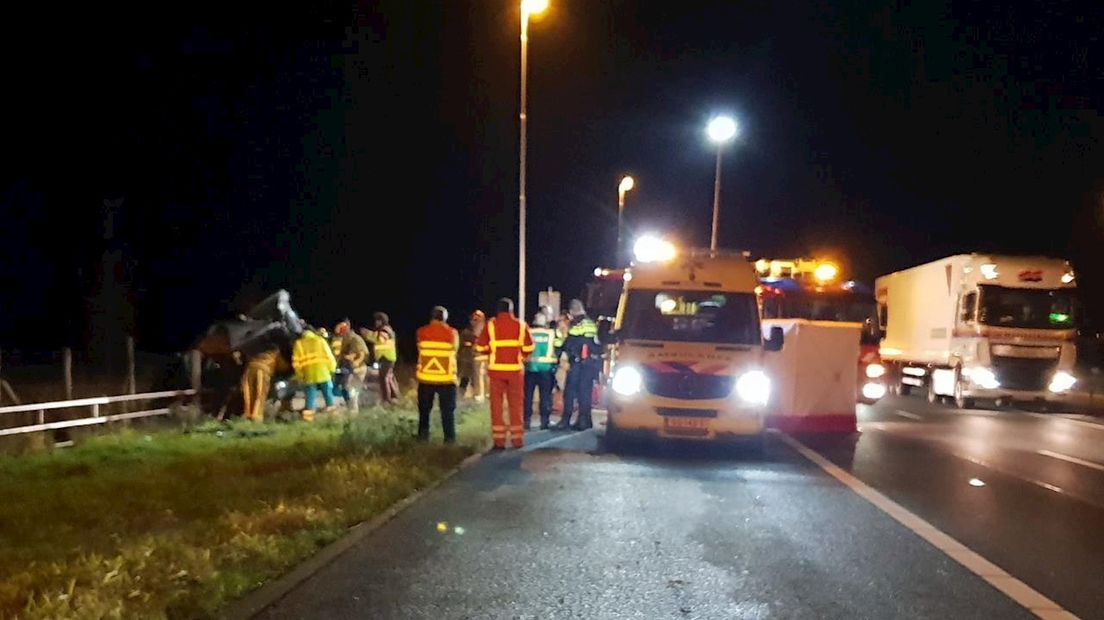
(663, 416), (710, 434)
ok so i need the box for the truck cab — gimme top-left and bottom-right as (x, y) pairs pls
(604, 245), (782, 448)
(877, 254), (1078, 408)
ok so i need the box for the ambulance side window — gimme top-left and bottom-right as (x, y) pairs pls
(959, 291), (977, 324)
(877, 302), (888, 330)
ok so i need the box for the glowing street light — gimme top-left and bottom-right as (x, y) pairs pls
(617, 175), (635, 265)
(518, 0), (549, 322)
(706, 115), (738, 253)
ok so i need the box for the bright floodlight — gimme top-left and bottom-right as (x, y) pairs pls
(633, 235), (676, 263)
(707, 116), (738, 143)
(522, 0), (549, 15)
(619, 175), (635, 194)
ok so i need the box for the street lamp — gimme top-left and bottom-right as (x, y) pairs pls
(617, 175), (635, 265)
(518, 0), (548, 322)
(706, 115), (738, 253)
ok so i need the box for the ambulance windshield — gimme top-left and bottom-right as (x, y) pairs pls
(620, 290), (761, 345)
(978, 285), (1078, 330)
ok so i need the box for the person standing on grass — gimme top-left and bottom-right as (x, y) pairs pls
(292, 322), (338, 422)
(415, 306), (460, 443)
(365, 311), (401, 404)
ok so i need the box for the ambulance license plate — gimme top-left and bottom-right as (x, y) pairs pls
(663, 416), (710, 435)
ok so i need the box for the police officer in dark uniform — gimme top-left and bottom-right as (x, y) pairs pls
(553, 299), (601, 430)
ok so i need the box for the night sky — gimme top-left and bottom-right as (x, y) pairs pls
(2, 0), (1103, 354)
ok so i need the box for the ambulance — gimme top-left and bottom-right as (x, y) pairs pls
(603, 237), (783, 449)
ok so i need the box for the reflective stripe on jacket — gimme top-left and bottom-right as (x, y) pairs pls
(416, 320), (459, 384)
(365, 326), (398, 362)
(474, 313), (534, 374)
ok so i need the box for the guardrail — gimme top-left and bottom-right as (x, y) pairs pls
(0, 389), (196, 437)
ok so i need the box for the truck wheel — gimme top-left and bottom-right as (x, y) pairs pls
(927, 380), (939, 404)
(953, 374), (974, 410)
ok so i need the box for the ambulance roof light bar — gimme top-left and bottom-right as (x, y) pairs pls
(755, 257), (840, 283)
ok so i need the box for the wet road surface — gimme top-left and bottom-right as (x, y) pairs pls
(251, 401), (1097, 619)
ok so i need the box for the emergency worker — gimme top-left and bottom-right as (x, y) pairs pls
(365, 312), (401, 404)
(524, 311), (559, 430)
(555, 299), (600, 431)
(240, 346), (285, 422)
(475, 298), (534, 449)
(332, 319), (369, 408)
(292, 322), (338, 421)
(458, 310), (486, 401)
(415, 306), (460, 443)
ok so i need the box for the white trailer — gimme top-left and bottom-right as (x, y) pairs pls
(875, 254), (1078, 408)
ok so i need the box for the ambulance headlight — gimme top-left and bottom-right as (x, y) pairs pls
(735, 370), (771, 405)
(865, 363), (886, 378)
(611, 366), (644, 397)
(1049, 371), (1076, 393)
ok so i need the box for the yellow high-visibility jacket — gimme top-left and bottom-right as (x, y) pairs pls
(293, 331), (337, 385)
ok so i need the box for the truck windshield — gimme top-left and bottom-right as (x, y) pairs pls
(978, 285), (1078, 330)
(761, 293), (880, 344)
(620, 289), (761, 345)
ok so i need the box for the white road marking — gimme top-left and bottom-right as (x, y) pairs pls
(1037, 449), (1104, 473)
(894, 409), (923, 420)
(1019, 411), (1104, 432)
(781, 433), (1079, 620)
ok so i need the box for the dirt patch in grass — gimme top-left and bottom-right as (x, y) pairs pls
(0, 403), (490, 619)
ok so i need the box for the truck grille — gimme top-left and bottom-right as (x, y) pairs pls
(643, 370), (734, 400)
(991, 356), (1057, 391)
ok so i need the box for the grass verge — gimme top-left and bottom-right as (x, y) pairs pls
(0, 402), (490, 619)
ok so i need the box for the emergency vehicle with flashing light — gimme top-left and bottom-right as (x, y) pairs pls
(603, 239), (783, 451)
(755, 257), (887, 404)
(876, 254), (1079, 408)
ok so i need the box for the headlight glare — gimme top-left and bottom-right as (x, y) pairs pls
(735, 370), (771, 405)
(611, 366), (643, 396)
(1049, 371), (1076, 393)
(865, 363), (886, 379)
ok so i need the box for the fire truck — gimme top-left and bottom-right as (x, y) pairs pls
(755, 258), (887, 403)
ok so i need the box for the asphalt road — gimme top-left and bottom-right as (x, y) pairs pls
(251, 394), (1104, 619)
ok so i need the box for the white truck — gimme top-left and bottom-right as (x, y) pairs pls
(875, 254), (1079, 408)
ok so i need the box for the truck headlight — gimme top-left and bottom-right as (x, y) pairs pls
(1049, 371), (1076, 393)
(964, 367), (999, 390)
(865, 363), (886, 379)
(735, 370), (771, 405)
(611, 366), (643, 396)
(862, 382), (887, 400)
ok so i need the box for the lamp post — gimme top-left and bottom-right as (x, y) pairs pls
(706, 115), (738, 253)
(518, 0), (548, 321)
(617, 175), (635, 265)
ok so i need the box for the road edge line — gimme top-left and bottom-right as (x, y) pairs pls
(779, 433), (1079, 620)
(218, 446), (490, 620)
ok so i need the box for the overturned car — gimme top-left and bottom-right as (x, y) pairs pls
(192, 290), (303, 418)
